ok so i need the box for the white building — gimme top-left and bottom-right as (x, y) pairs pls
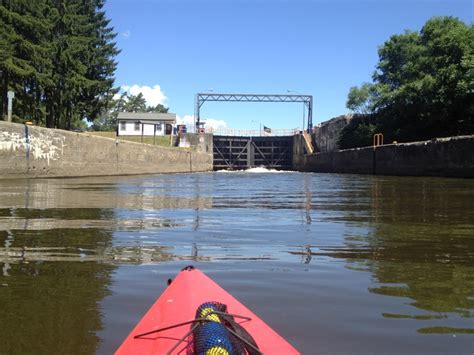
(117, 112), (177, 136)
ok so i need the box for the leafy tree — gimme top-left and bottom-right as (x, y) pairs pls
(146, 103), (169, 113)
(346, 82), (379, 114)
(341, 16), (473, 148)
(124, 92), (147, 112)
(374, 17), (473, 141)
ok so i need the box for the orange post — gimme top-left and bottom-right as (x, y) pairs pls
(373, 133), (384, 149)
(374, 133), (383, 149)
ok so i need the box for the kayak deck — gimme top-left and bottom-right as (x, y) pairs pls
(116, 267), (300, 354)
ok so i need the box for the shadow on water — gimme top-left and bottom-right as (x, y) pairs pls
(0, 260), (115, 354)
(0, 179), (118, 354)
(0, 229), (116, 353)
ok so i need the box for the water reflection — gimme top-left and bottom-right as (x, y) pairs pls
(0, 179), (119, 353)
(303, 174), (312, 225)
(0, 229), (116, 354)
(1, 261), (115, 354)
(0, 172), (473, 354)
(309, 176), (474, 333)
(0, 176), (213, 210)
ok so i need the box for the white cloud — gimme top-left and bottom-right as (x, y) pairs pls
(205, 118), (228, 130)
(122, 30), (131, 39)
(121, 84), (167, 107)
(177, 114), (228, 133)
(177, 114), (195, 126)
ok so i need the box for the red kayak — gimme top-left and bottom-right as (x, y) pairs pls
(116, 266), (300, 354)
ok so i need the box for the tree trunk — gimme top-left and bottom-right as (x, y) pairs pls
(66, 101), (71, 130)
(35, 85), (41, 125)
(46, 90), (54, 128)
(2, 72), (8, 120)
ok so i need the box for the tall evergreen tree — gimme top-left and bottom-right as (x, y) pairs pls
(0, 1), (51, 122)
(0, 0), (119, 129)
(77, 0), (119, 126)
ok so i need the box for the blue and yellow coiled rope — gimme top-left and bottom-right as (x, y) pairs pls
(194, 302), (234, 355)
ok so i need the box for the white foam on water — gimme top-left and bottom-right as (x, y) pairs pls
(246, 167), (284, 173)
(216, 167), (297, 174)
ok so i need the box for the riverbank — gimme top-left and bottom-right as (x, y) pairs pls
(0, 121), (213, 179)
(296, 135), (474, 178)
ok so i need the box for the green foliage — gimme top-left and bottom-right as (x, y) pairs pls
(342, 16), (473, 148)
(90, 114), (114, 132)
(91, 92), (169, 131)
(338, 115), (376, 149)
(124, 92), (147, 112)
(346, 82), (379, 114)
(117, 135), (172, 147)
(0, 0), (119, 129)
(146, 103), (169, 113)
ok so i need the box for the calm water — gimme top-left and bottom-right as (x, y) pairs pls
(0, 171), (473, 354)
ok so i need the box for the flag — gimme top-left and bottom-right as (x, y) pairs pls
(263, 126), (271, 134)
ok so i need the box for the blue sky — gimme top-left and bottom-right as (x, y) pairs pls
(105, 0), (472, 131)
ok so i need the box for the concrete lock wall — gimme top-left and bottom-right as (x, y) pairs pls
(313, 114), (352, 152)
(296, 135), (474, 178)
(0, 122), (213, 179)
(181, 133), (213, 154)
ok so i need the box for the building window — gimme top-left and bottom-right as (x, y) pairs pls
(134, 122), (140, 131)
(155, 124), (162, 132)
(120, 121), (126, 131)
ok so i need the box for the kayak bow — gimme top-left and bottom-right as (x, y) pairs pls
(116, 266), (300, 354)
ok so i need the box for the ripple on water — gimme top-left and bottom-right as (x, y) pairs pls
(0, 173), (473, 354)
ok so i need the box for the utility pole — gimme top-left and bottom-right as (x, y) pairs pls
(6, 91), (14, 122)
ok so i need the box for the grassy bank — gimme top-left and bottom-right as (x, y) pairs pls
(89, 132), (173, 148)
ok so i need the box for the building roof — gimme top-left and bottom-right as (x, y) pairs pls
(117, 112), (176, 123)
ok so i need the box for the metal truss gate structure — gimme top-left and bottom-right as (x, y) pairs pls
(213, 135), (294, 170)
(195, 93), (313, 132)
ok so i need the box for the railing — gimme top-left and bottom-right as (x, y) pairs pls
(208, 128), (301, 137)
(373, 133), (384, 149)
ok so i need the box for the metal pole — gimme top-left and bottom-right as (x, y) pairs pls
(7, 91), (14, 122)
(302, 104), (305, 132)
(195, 94), (200, 132)
(309, 96), (313, 132)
